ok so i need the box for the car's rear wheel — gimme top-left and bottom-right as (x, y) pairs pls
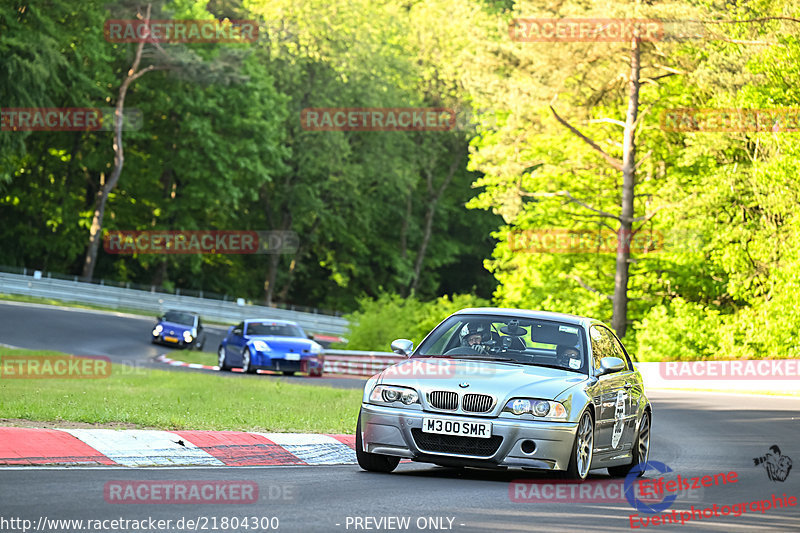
(355, 413), (400, 473)
(218, 346), (231, 371)
(564, 410), (594, 480)
(242, 348), (257, 374)
(282, 371), (295, 376)
(608, 410), (651, 478)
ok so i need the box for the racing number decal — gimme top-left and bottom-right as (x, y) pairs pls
(611, 389), (628, 449)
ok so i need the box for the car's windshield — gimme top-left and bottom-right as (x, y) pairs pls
(413, 314), (588, 373)
(245, 322), (304, 337)
(162, 311), (195, 326)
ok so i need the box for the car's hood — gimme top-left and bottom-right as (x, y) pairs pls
(246, 335), (317, 351)
(377, 357), (587, 400)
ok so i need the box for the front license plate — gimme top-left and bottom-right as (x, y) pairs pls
(285, 353), (300, 361)
(163, 336), (179, 343)
(422, 418), (491, 439)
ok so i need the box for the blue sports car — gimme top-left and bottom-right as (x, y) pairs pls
(151, 310), (206, 350)
(217, 319), (324, 376)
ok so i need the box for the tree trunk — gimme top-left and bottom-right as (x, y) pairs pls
(611, 35), (641, 338)
(81, 5), (155, 280)
(407, 149), (464, 294)
(409, 197), (436, 294)
(264, 253), (279, 306)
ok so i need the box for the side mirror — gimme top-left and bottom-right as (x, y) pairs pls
(597, 356), (625, 376)
(308, 334), (315, 340)
(391, 339), (414, 357)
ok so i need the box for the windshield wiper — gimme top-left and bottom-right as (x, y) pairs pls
(453, 355), (519, 363)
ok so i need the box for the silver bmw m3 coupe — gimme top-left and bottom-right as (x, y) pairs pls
(356, 308), (652, 480)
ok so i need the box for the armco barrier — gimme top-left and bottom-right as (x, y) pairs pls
(0, 271), (348, 336)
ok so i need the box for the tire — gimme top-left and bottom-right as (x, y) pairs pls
(608, 409), (651, 478)
(564, 410), (594, 480)
(355, 413), (400, 473)
(242, 348), (257, 374)
(282, 371), (296, 376)
(217, 346), (231, 371)
(309, 368), (323, 377)
(195, 336), (205, 351)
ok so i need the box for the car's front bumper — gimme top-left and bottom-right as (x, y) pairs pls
(359, 403), (578, 471)
(252, 353), (323, 374)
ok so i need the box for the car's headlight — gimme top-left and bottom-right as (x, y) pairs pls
(309, 343), (322, 354)
(503, 398), (567, 420)
(183, 331), (193, 342)
(153, 325), (163, 336)
(252, 340), (271, 352)
(369, 385), (419, 406)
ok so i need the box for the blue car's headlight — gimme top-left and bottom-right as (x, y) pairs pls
(252, 340), (271, 352)
(152, 325), (163, 336)
(309, 343), (322, 354)
(183, 331), (193, 342)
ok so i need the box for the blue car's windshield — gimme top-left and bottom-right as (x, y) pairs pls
(245, 322), (304, 337)
(162, 311), (195, 326)
(413, 314), (588, 374)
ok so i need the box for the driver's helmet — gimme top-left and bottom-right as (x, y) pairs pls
(459, 321), (490, 347)
(556, 345), (582, 369)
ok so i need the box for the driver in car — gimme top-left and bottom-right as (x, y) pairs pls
(556, 345), (583, 370)
(459, 322), (491, 353)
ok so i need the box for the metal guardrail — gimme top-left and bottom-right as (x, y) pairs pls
(0, 271), (349, 336)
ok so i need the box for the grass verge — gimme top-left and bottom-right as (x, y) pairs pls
(0, 348), (361, 433)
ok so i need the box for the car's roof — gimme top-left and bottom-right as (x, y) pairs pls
(453, 307), (600, 327)
(243, 318), (300, 326)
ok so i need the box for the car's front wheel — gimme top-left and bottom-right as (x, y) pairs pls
(355, 413), (400, 473)
(608, 409), (651, 478)
(282, 371), (295, 376)
(564, 410), (594, 480)
(242, 348), (257, 374)
(218, 346), (231, 371)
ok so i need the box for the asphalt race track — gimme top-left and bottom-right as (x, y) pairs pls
(0, 301), (365, 389)
(1, 301), (799, 532)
